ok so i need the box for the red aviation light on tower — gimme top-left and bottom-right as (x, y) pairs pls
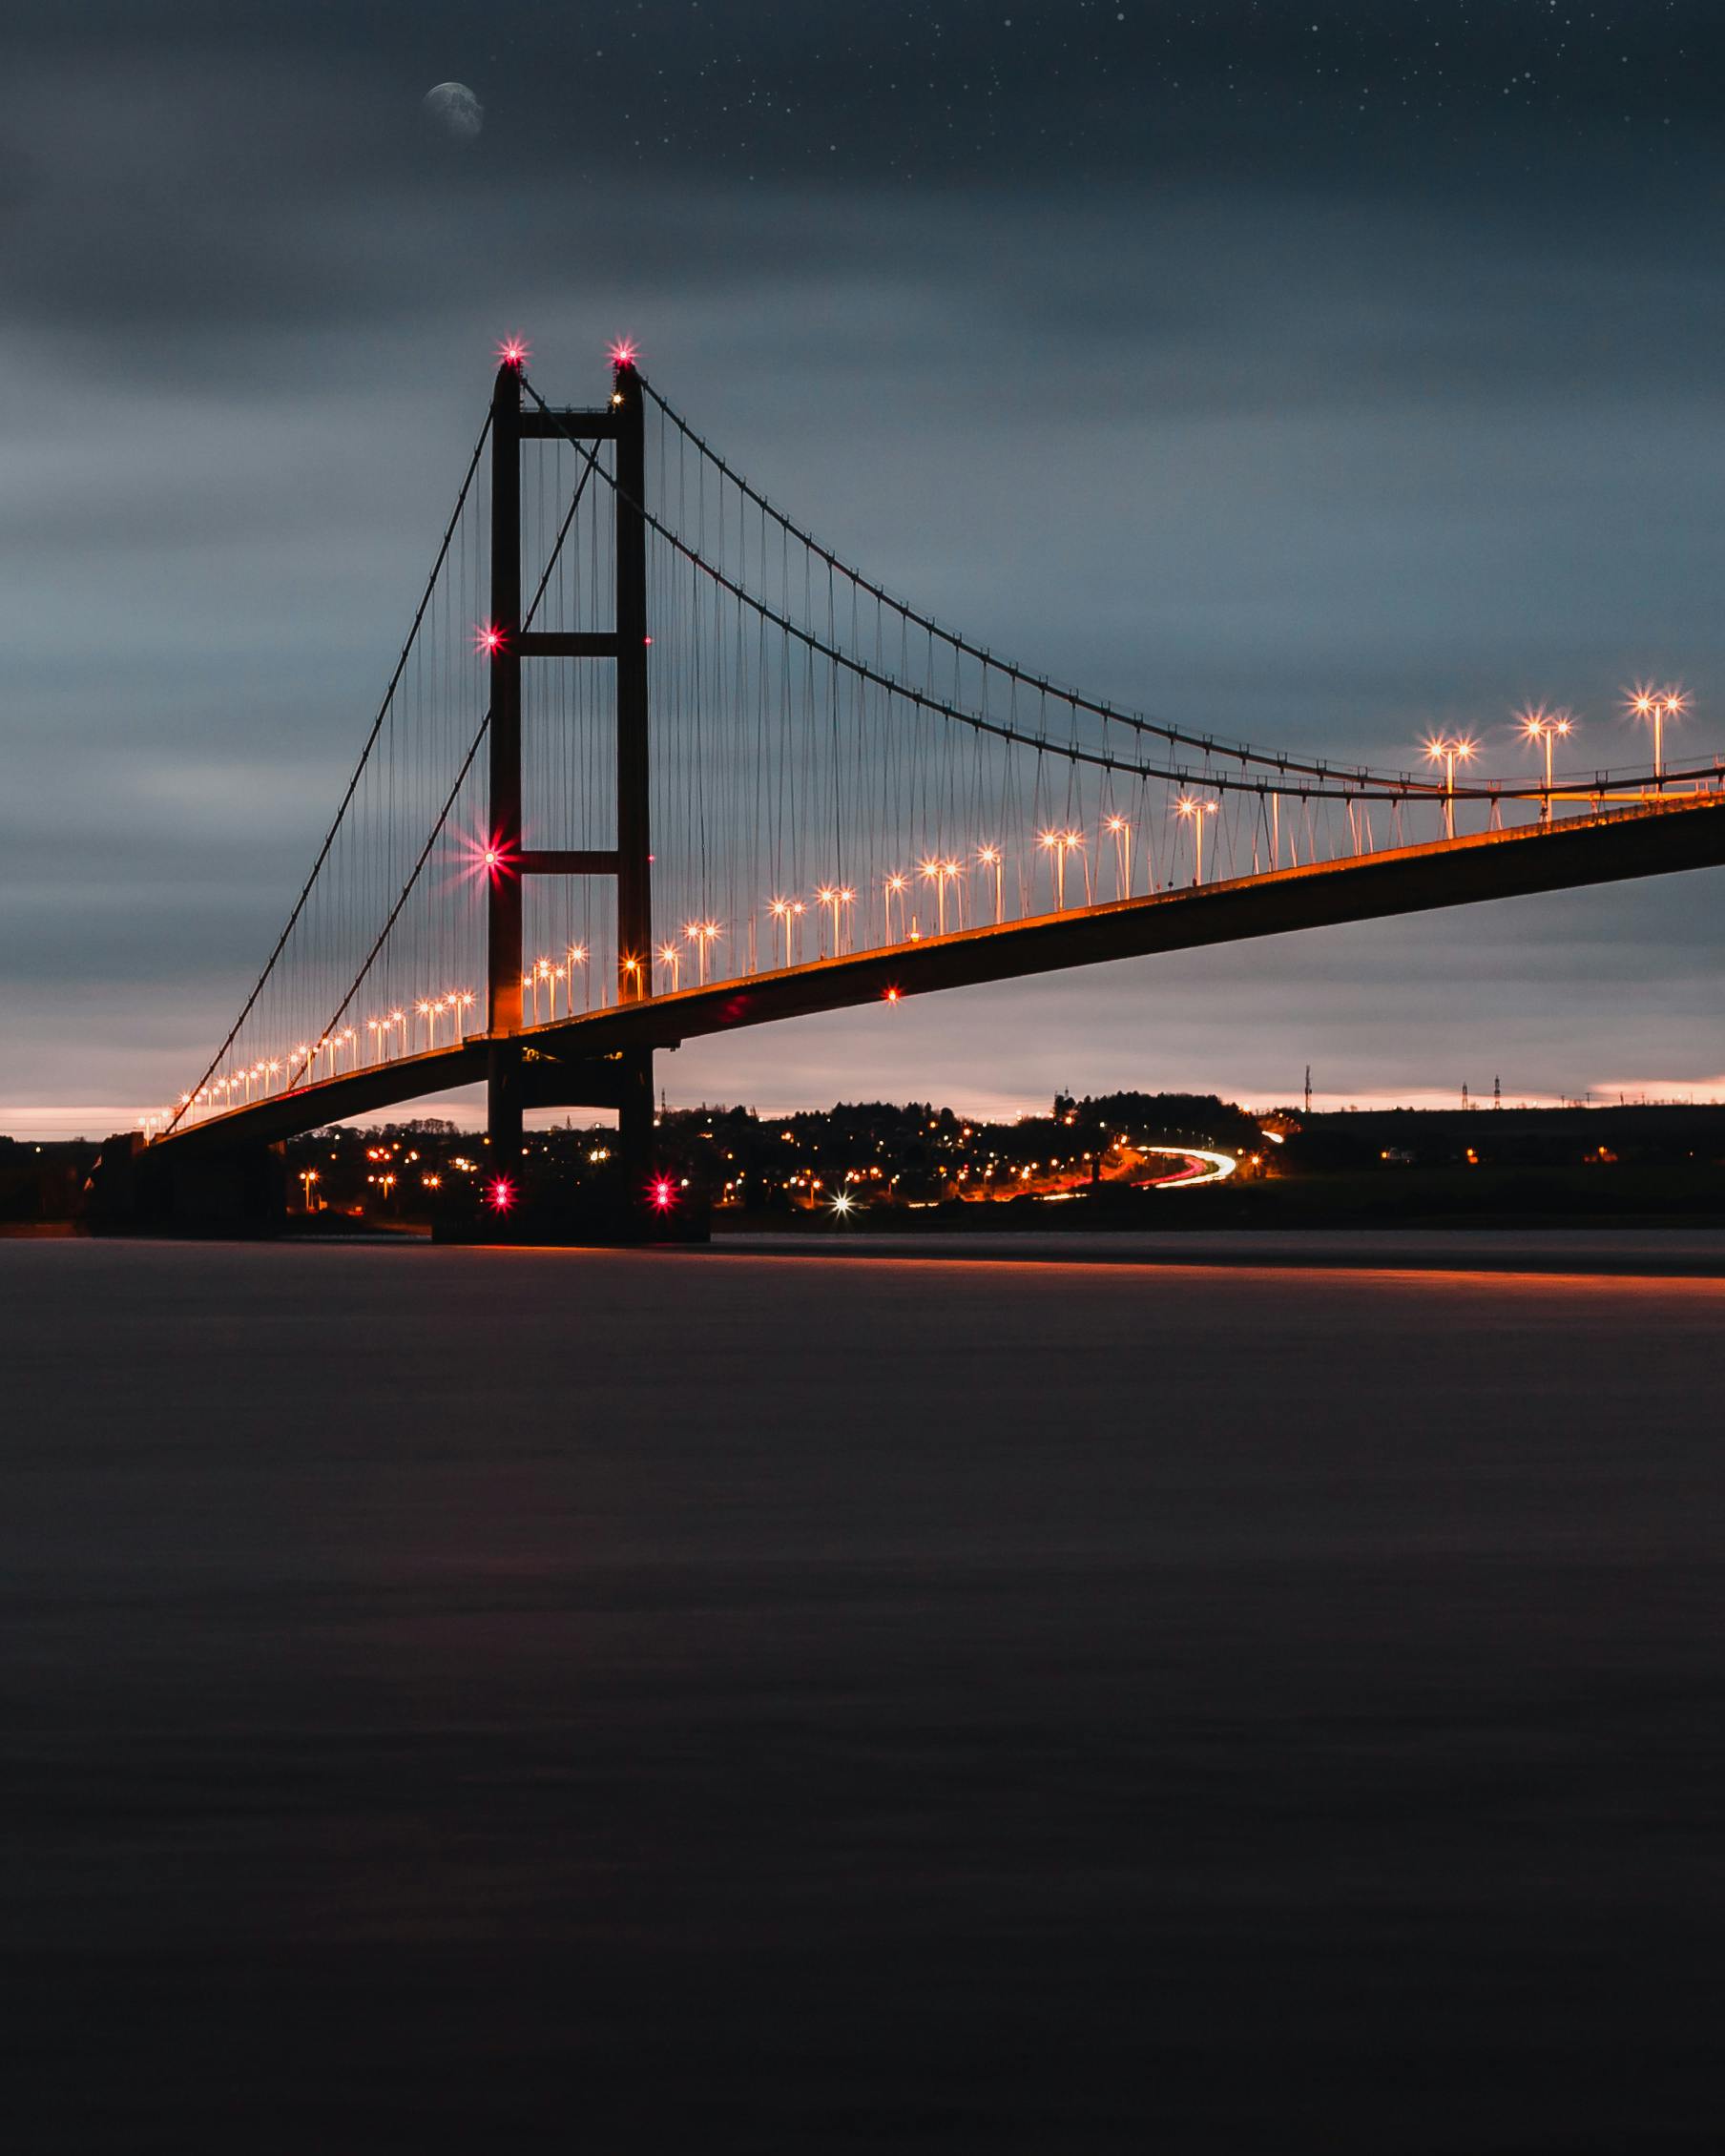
(473, 621), (507, 656)
(487, 1175), (516, 1213)
(496, 336), (530, 370)
(608, 337), (639, 369)
(457, 826), (517, 883)
(649, 1175), (676, 1213)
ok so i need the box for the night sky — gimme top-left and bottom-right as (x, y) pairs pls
(7, 2), (1725, 1135)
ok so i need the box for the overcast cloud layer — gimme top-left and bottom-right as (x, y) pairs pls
(5, 3), (1724, 1134)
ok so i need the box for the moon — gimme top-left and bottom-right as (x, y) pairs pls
(422, 82), (484, 142)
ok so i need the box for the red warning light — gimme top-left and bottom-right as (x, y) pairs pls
(883, 985), (901, 1004)
(649, 1175), (676, 1213)
(609, 338), (639, 368)
(464, 828), (516, 881)
(487, 1176), (516, 1213)
(474, 622), (506, 656)
(497, 337), (530, 369)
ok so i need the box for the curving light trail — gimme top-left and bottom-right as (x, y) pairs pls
(1137, 1145), (1238, 1188)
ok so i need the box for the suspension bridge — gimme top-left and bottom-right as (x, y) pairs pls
(109, 342), (1725, 1229)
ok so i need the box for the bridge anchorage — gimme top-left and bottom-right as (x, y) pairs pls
(91, 342), (1725, 1238)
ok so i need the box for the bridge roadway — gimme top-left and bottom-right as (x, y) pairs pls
(158, 792), (1725, 1154)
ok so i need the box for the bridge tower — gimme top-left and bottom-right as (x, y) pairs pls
(486, 352), (655, 1197)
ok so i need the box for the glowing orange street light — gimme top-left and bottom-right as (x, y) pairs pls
(1037, 828), (1085, 909)
(657, 939), (681, 991)
(768, 896), (800, 969)
(685, 919), (721, 985)
(1104, 813), (1133, 898)
(883, 871), (910, 942)
(1627, 683), (1686, 787)
(566, 943), (590, 1013)
(1175, 796), (1218, 884)
(918, 856), (955, 936)
(814, 882), (855, 955)
(1518, 706), (1573, 823)
(1423, 733), (1477, 840)
(975, 844), (1004, 923)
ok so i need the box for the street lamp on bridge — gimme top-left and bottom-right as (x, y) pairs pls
(920, 857), (962, 935)
(975, 844), (1004, 923)
(768, 895), (804, 969)
(1175, 796), (1218, 885)
(1628, 684), (1686, 788)
(1423, 733), (1478, 841)
(685, 918), (722, 985)
(1517, 706), (1573, 824)
(1103, 813), (1133, 899)
(1036, 828), (1085, 910)
(815, 882), (856, 956)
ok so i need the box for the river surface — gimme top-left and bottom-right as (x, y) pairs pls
(5, 1239), (1722, 2151)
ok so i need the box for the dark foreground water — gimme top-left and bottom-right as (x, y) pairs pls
(4, 1240), (1722, 2152)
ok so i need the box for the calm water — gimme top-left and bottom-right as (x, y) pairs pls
(5, 1240), (1722, 2151)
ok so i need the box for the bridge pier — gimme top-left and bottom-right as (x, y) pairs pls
(487, 1041), (525, 1179)
(616, 1046), (655, 1205)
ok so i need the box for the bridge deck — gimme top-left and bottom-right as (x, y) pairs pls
(156, 792), (1725, 1153)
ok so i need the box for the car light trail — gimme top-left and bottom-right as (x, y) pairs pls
(1137, 1145), (1238, 1187)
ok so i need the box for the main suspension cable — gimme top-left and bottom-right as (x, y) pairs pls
(637, 375), (1441, 793)
(526, 378), (1571, 807)
(166, 411), (494, 1134)
(285, 429), (605, 1090)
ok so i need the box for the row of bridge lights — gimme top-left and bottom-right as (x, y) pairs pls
(157, 688), (1697, 1133)
(1425, 687), (1691, 835)
(611, 683), (1698, 988)
(156, 754), (1497, 1133)
(157, 990), (480, 1130)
